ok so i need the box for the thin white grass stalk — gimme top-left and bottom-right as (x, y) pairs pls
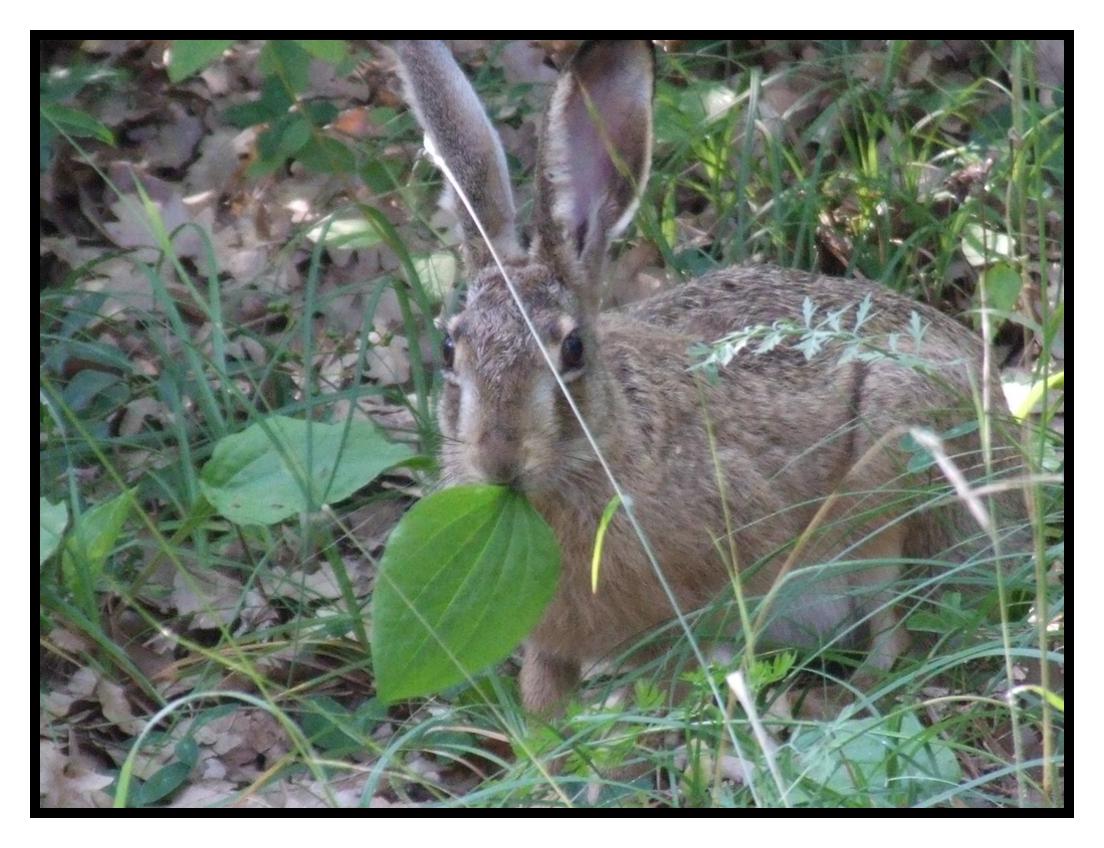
(908, 428), (992, 532)
(971, 474), (1063, 498)
(425, 140), (762, 803)
(726, 669), (786, 805)
(325, 505), (574, 807)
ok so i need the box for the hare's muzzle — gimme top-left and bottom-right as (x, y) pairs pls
(473, 424), (522, 486)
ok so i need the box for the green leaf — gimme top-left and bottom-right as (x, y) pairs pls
(299, 695), (386, 753)
(633, 679), (665, 711)
(906, 592), (983, 635)
(132, 760), (193, 806)
(39, 103), (114, 144)
(222, 76), (294, 128)
(359, 158), (400, 194)
(168, 40), (234, 83)
(199, 415), (414, 526)
(749, 651), (795, 688)
(981, 262), (1023, 315)
(40, 498), (69, 565)
(222, 100), (274, 129)
(62, 369), (121, 413)
(40, 118), (57, 170)
(40, 63), (128, 101)
(372, 486), (560, 703)
(787, 712), (961, 806)
(175, 736), (199, 768)
(306, 215), (385, 250)
(62, 491), (132, 597)
(257, 114), (313, 162)
(296, 40), (348, 64)
(590, 493), (622, 593)
(303, 100), (339, 125)
(296, 136), (356, 174)
(280, 116), (313, 156)
(411, 252), (458, 305)
(260, 40), (311, 94)
(246, 150), (285, 179)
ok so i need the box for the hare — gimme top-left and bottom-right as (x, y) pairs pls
(393, 40), (1023, 715)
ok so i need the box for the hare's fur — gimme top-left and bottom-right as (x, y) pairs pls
(394, 41), (1022, 715)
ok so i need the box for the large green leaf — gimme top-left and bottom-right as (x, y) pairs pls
(372, 486), (560, 703)
(168, 41), (235, 83)
(787, 712), (961, 806)
(199, 416), (414, 526)
(40, 498), (69, 565)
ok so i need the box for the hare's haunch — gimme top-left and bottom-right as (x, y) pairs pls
(394, 40), (1022, 715)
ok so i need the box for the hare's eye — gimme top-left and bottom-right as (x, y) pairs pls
(441, 333), (455, 369)
(561, 330), (584, 371)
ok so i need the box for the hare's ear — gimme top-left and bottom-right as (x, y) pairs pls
(393, 41), (522, 268)
(532, 40), (654, 307)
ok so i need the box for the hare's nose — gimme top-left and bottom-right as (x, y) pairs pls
(475, 425), (520, 486)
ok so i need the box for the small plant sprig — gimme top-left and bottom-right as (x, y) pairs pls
(690, 294), (937, 381)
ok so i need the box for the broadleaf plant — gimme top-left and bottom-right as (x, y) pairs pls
(61, 491), (133, 615)
(371, 485), (560, 703)
(199, 415), (414, 526)
(40, 497), (69, 565)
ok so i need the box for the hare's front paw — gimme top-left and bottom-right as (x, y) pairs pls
(520, 649), (581, 716)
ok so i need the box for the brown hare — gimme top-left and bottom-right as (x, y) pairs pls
(393, 40), (1024, 715)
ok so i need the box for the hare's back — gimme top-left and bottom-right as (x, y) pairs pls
(623, 265), (982, 361)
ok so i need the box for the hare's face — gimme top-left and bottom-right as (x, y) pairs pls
(438, 263), (594, 493)
(397, 39), (654, 496)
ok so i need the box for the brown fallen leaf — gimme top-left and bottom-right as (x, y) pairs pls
(171, 567), (246, 629)
(96, 676), (146, 736)
(40, 739), (115, 808)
